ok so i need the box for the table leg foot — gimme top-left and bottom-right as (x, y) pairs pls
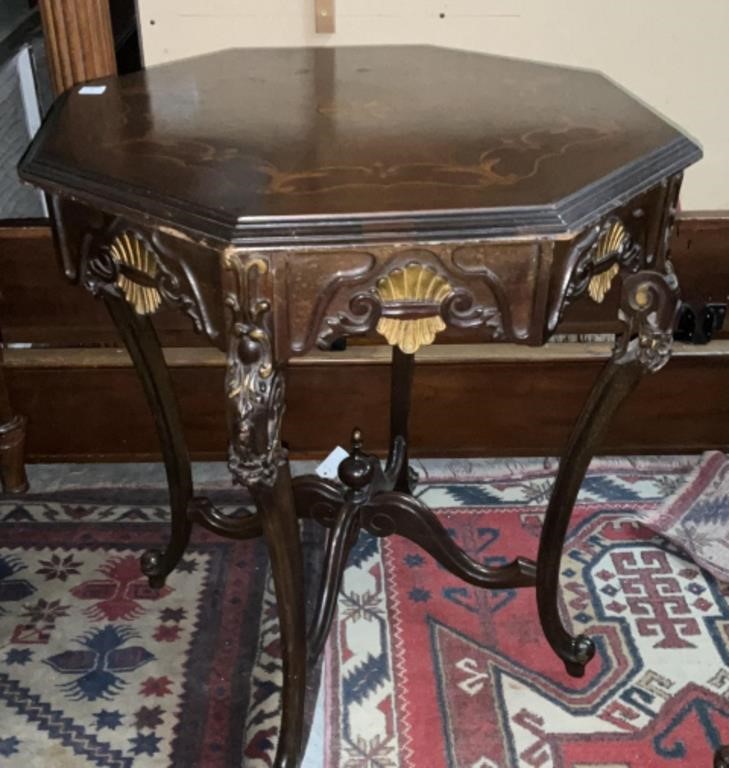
(562, 636), (596, 677)
(104, 296), (193, 588)
(254, 463), (307, 768)
(140, 549), (168, 589)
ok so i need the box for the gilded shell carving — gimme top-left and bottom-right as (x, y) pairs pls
(376, 316), (445, 355)
(375, 263), (452, 354)
(109, 233), (162, 315)
(588, 262), (620, 304)
(587, 221), (632, 304)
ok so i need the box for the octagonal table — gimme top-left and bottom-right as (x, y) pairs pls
(19, 46), (703, 767)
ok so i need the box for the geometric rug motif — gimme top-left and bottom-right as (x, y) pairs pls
(0, 493), (270, 767)
(325, 455), (729, 768)
(646, 450), (729, 583)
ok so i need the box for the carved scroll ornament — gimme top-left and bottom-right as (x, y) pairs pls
(568, 217), (642, 305)
(615, 266), (679, 373)
(619, 173), (683, 373)
(549, 215), (643, 332)
(81, 226), (219, 341)
(616, 262), (678, 373)
(318, 256), (504, 353)
(224, 253), (285, 488)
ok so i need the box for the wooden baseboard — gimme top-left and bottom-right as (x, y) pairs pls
(5, 340), (729, 368)
(5, 343), (729, 461)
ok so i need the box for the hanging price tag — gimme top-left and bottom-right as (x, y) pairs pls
(315, 446), (348, 479)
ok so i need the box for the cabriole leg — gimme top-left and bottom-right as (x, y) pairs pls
(224, 253), (307, 766)
(537, 358), (642, 675)
(537, 270), (679, 677)
(252, 463), (307, 767)
(104, 295), (193, 588)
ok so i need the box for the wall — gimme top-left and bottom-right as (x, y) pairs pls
(137, 0), (728, 210)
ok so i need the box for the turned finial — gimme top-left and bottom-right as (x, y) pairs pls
(338, 428), (375, 491)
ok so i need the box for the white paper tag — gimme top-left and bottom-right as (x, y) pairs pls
(78, 85), (107, 96)
(315, 446), (349, 480)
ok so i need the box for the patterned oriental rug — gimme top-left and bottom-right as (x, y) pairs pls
(0, 454), (727, 767)
(0, 485), (275, 767)
(323, 454), (729, 768)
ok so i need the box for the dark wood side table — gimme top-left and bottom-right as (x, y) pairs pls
(19, 46), (704, 767)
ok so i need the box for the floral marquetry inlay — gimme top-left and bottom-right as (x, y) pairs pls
(109, 233), (162, 315)
(375, 263), (453, 354)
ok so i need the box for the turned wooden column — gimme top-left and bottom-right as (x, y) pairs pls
(38, 0), (116, 95)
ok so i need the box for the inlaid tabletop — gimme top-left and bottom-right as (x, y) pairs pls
(20, 46), (701, 243)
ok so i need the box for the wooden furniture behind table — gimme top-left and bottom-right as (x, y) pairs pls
(0, 333), (27, 493)
(18, 45), (718, 766)
(0, 0), (132, 490)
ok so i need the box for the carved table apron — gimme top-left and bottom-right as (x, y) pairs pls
(17, 44), (705, 768)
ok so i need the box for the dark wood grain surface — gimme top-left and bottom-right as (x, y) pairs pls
(19, 46), (700, 244)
